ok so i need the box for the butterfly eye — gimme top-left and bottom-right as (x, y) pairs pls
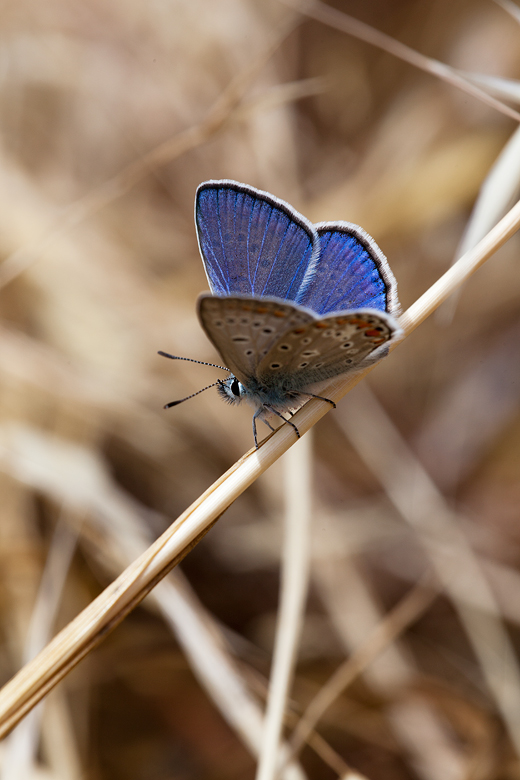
(231, 378), (241, 396)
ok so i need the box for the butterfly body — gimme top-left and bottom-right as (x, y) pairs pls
(163, 180), (402, 447)
(198, 291), (397, 446)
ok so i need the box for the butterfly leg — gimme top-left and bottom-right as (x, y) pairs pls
(252, 410), (261, 449)
(252, 409), (287, 448)
(264, 405), (300, 440)
(299, 392), (336, 408)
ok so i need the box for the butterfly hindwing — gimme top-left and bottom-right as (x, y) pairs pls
(196, 180), (319, 301)
(197, 294), (315, 385)
(256, 309), (397, 387)
(297, 223), (399, 316)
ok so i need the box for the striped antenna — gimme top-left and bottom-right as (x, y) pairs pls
(158, 351), (228, 371)
(164, 381), (223, 409)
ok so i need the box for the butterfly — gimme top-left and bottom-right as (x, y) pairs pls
(161, 179), (401, 448)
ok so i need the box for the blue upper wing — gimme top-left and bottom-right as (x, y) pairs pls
(297, 223), (399, 316)
(196, 180), (319, 301)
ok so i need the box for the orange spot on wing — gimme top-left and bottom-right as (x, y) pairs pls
(314, 322), (329, 329)
(366, 329), (383, 337)
(292, 328), (306, 334)
(273, 310), (287, 318)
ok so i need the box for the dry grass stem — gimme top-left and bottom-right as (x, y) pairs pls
(303, 729), (354, 777)
(398, 196), (520, 335)
(340, 387), (520, 758)
(496, 0), (520, 25)
(288, 0), (520, 124)
(289, 577), (436, 758)
(313, 528), (413, 690)
(0, 16), (300, 291)
(0, 427), (308, 777)
(438, 122), (520, 324)
(455, 126), (520, 262)
(2, 515), (80, 780)
(461, 72), (520, 103)
(256, 434), (313, 780)
(311, 536), (466, 780)
(2, 4), (520, 773)
(155, 577), (308, 780)
(0, 193), (519, 739)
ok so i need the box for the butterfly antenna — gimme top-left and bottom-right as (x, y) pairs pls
(158, 351), (229, 371)
(164, 381), (222, 409)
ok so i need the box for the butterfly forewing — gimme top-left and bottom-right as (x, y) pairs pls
(257, 310), (396, 387)
(196, 181), (319, 301)
(197, 294), (315, 385)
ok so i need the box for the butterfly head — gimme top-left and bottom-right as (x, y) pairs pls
(217, 375), (248, 406)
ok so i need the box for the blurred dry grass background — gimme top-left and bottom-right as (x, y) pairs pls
(1, 0), (520, 778)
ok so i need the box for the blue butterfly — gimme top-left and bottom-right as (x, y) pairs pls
(161, 180), (401, 448)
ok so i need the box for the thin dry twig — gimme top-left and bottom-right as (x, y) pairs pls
(0, 195), (519, 739)
(461, 71), (520, 104)
(0, 423), (310, 777)
(437, 121), (520, 324)
(285, 0), (520, 124)
(2, 514), (81, 780)
(496, 0), (520, 26)
(289, 576), (436, 758)
(312, 514), (473, 780)
(256, 435), (313, 780)
(339, 386), (520, 759)
(0, 15), (301, 291)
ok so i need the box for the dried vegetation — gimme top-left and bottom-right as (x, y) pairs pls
(0, 0), (520, 778)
